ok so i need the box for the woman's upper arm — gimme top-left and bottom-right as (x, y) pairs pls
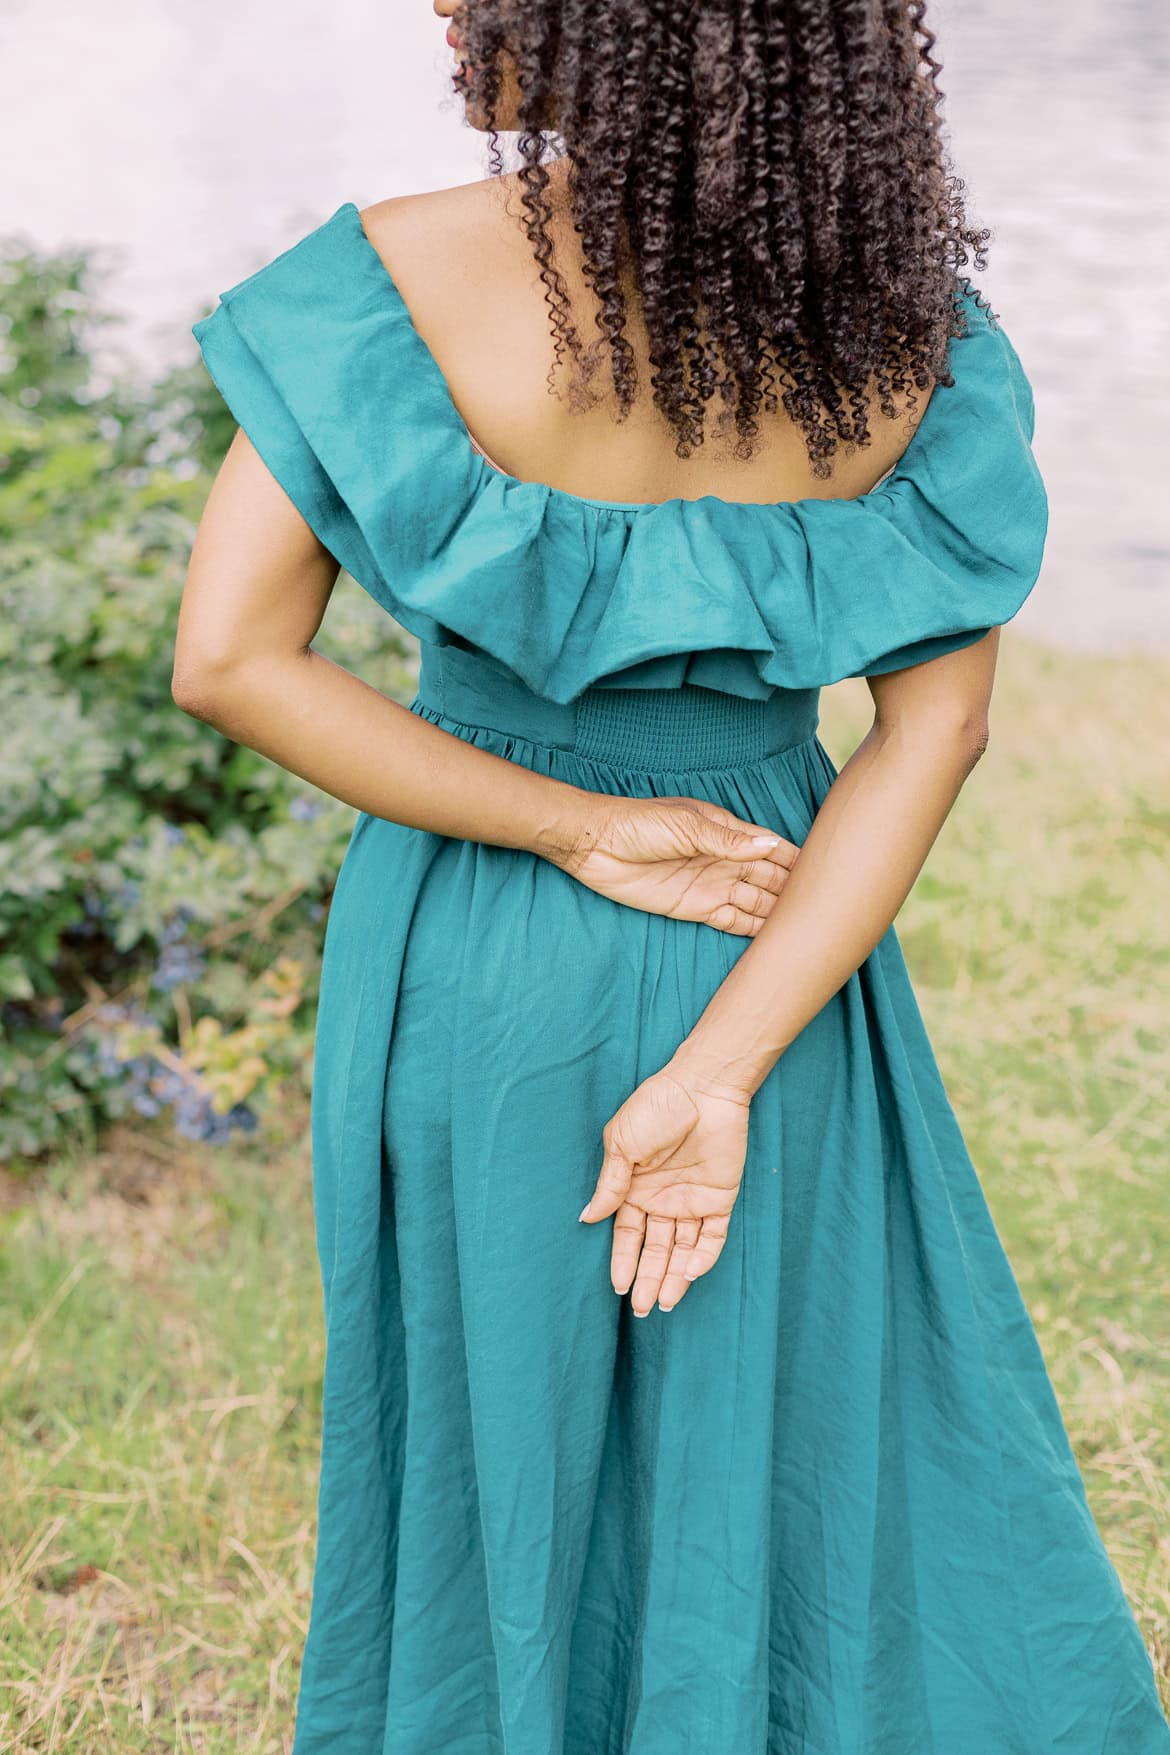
(865, 626), (1001, 747)
(173, 426), (342, 698)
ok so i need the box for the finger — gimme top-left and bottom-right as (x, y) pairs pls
(629, 1214), (677, 1317)
(685, 798), (791, 851)
(707, 900), (773, 937)
(729, 877), (785, 917)
(713, 870), (798, 933)
(680, 800), (794, 865)
(682, 1213), (731, 1284)
(674, 1217), (702, 1250)
(682, 798), (766, 836)
(737, 842), (799, 876)
(611, 1202), (646, 1294)
(712, 858), (787, 898)
(697, 803), (799, 869)
(580, 1143), (634, 1223)
(658, 1216), (703, 1311)
(725, 831), (799, 869)
(745, 856), (794, 892)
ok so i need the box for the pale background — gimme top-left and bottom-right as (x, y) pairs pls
(2, 0), (1167, 652)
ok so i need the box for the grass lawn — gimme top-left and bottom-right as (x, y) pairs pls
(2, 630), (1168, 1750)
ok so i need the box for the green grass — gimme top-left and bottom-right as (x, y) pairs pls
(1, 631), (1167, 1749)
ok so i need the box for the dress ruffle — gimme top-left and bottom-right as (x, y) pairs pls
(192, 201), (1048, 703)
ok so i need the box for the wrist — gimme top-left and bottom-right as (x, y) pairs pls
(528, 782), (607, 873)
(664, 1034), (777, 1106)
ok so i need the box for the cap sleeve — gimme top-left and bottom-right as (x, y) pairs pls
(190, 208), (472, 655)
(192, 296), (374, 585)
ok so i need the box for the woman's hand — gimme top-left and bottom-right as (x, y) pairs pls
(550, 795), (798, 936)
(578, 1064), (751, 1315)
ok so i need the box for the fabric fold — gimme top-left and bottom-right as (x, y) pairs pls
(192, 201), (1048, 702)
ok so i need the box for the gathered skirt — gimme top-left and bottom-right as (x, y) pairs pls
(291, 640), (1170, 1755)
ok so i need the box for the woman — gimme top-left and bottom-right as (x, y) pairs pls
(175, 1), (1170, 1750)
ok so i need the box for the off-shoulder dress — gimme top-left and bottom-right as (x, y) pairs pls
(192, 201), (1170, 1755)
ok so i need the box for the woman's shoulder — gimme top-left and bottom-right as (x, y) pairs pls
(356, 169), (538, 306)
(357, 171), (509, 240)
(354, 176), (530, 370)
(196, 173), (515, 336)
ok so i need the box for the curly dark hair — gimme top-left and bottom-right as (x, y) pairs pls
(448, 0), (993, 475)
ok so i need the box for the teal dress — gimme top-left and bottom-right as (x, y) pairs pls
(192, 202), (1170, 1754)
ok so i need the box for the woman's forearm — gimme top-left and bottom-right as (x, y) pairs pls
(172, 648), (596, 864)
(667, 715), (988, 1100)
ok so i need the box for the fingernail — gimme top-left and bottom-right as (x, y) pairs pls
(659, 1301), (675, 1312)
(750, 835), (780, 847)
(683, 1264), (701, 1280)
(578, 1204), (591, 1222)
(633, 1306), (650, 1318)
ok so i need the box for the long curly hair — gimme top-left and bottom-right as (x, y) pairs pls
(449, 0), (993, 475)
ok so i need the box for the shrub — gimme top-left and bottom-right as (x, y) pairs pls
(0, 230), (418, 1165)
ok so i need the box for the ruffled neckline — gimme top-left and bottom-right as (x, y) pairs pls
(337, 199), (917, 519)
(192, 199), (1048, 702)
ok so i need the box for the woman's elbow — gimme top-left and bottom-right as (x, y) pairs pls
(877, 707), (991, 773)
(171, 646), (250, 722)
(932, 711), (991, 773)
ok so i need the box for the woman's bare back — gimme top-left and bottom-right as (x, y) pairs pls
(358, 162), (934, 510)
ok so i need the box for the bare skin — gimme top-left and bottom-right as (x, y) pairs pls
(355, 162), (935, 510)
(177, 142), (997, 1320)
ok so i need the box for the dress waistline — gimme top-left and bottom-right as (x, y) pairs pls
(413, 642), (821, 773)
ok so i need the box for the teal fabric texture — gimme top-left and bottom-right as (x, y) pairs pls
(192, 203), (1170, 1754)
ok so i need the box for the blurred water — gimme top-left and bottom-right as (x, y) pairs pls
(1, 0), (1166, 653)
(935, 0), (1170, 655)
